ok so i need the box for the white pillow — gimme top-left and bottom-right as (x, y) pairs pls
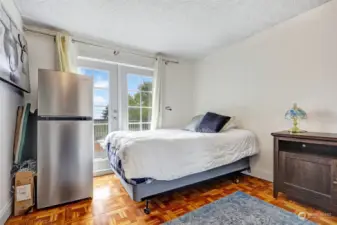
(220, 116), (238, 132)
(184, 115), (204, 132)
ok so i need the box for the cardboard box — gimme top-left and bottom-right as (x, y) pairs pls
(14, 172), (34, 216)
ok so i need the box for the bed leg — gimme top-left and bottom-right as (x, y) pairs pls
(144, 199), (151, 214)
(232, 173), (240, 184)
(246, 167), (251, 173)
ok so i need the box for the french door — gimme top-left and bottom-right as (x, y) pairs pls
(77, 59), (154, 176)
(78, 60), (118, 176)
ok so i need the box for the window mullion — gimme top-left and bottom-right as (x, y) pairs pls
(140, 91), (142, 131)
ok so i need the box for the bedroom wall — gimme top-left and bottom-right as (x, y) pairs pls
(25, 32), (57, 111)
(0, 0), (23, 223)
(193, 0), (337, 181)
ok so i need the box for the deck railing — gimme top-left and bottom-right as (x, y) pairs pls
(128, 123), (151, 131)
(94, 121), (151, 140)
(94, 121), (109, 141)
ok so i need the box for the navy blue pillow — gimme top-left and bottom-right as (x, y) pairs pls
(197, 112), (231, 133)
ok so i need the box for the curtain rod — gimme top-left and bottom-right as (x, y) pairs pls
(23, 27), (179, 64)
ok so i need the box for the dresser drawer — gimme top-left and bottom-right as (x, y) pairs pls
(279, 140), (337, 158)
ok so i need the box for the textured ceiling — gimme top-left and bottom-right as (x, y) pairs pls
(15, 0), (330, 59)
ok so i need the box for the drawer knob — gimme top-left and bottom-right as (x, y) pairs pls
(302, 144), (306, 148)
(334, 181), (337, 185)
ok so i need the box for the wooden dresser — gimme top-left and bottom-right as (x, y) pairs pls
(272, 131), (337, 215)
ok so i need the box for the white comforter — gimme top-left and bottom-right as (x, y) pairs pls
(104, 129), (259, 181)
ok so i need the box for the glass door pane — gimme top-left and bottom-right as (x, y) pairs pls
(78, 60), (118, 176)
(119, 66), (153, 131)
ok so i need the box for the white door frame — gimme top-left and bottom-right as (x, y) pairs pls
(77, 59), (119, 176)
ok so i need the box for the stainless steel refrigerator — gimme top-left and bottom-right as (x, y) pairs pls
(37, 69), (93, 209)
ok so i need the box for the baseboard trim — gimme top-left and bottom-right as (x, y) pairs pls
(0, 198), (12, 225)
(243, 168), (273, 182)
(94, 169), (113, 177)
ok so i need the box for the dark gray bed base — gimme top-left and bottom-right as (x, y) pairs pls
(112, 157), (250, 213)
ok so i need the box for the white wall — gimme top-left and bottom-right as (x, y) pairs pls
(0, 0), (23, 223)
(194, 1), (337, 181)
(25, 33), (57, 110)
(0, 84), (22, 224)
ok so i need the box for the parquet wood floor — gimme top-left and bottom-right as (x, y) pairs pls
(6, 174), (337, 225)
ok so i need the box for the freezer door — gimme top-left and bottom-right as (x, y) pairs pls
(37, 120), (93, 209)
(38, 69), (93, 117)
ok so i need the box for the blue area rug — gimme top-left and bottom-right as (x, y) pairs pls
(164, 191), (315, 225)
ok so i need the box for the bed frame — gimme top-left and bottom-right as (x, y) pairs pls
(112, 157), (251, 214)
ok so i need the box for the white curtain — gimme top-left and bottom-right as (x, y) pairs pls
(151, 55), (165, 130)
(56, 33), (78, 73)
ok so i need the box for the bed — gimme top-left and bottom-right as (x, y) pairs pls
(104, 128), (259, 213)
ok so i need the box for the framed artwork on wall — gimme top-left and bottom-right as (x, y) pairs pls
(0, 4), (30, 93)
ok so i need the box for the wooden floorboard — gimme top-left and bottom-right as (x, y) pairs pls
(6, 174), (337, 225)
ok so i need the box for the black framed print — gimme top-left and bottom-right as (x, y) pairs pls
(0, 4), (30, 93)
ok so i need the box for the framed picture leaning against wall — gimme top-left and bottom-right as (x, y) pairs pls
(0, 4), (30, 93)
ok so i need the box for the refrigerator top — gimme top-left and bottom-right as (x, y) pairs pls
(37, 116), (92, 121)
(38, 69), (93, 118)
